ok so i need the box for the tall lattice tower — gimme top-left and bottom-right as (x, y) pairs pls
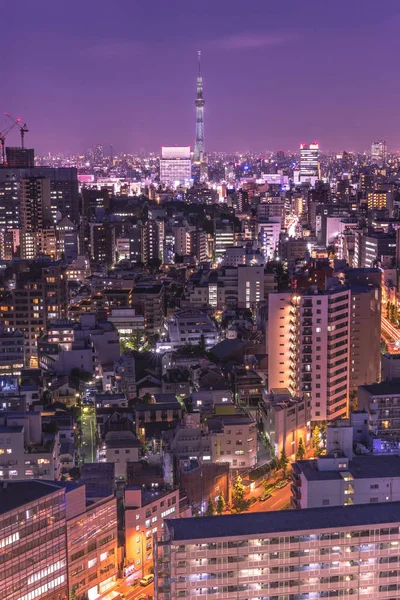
(194, 50), (205, 162)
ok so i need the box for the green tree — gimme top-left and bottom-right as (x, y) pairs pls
(312, 425), (322, 457)
(142, 393), (152, 404)
(205, 498), (215, 516)
(381, 339), (388, 354)
(278, 446), (289, 478)
(216, 492), (226, 515)
(231, 475), (247, 512)
(296, 438), (306, 460)
(120, 329), (143, 354)
(349, 389), (358, 412)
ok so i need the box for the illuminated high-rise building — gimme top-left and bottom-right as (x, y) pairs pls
(94, 143), (104, 165)
(159, 146), (192, 187)
(371, 139), (387, 164)
(300, 142), (319, 180)
(193, 51), (205, 162)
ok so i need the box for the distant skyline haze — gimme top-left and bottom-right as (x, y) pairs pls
(2, 0), (400, 154)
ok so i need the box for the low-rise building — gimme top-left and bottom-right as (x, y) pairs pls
(292, 453), (400, 509)
(0, 415), (60, 481)
(291, 418), (400, 509)
(157, 308), (218, 352)
(179, 460), (230, 512)
(358, 381), (400, 440)
(134, 395), (184, 439)
(232, 366), (264, 407)
(208, 411), (257, 470)
(259, 388), (310, 459)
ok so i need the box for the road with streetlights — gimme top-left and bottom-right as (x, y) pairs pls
(381, 315), (400, 353)
(80, 406), (97, 463)
(246, 482), (292, 513)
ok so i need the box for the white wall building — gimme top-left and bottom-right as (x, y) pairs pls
(258, 218), (281, 260)
(157, 309), (218, 352)
(160, 147), (192, 187)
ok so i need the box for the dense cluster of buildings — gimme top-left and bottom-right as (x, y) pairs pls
(3, 55), (400, 598)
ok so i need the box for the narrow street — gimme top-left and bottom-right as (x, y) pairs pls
(80, 406), (97, 464)
(246, 483), (292, 513)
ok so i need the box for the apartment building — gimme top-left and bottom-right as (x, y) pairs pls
(208, 412), (257, 470)
(125, 486), (182, 577)
(156, 502), (400, 600)
(158, 308), (218, 351)
(292, 452), (400, 510)
(268, 286), (350, 422)
(186, 265), (272, 310)
(0, 326), (24, 376)
(358, 380), (400, 440)
(99, 434), (141, 480)
(0, 263), (68, 367)
(214, 222), (234, 258)
(348, 284), (381, 390)
(237, 265), (264, 309)
(38, 314), (120, 376)
(0, 416), (60, 481)
(232, 366), (264, 408)
(132, 283), (165, 335)
(259, 388), (310, 459)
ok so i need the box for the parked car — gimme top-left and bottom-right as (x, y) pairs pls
(140, 574), (154, 586)
(259, 493), (272, 502)
(275, 480), (289, 489)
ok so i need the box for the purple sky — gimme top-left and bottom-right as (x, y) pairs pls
(2, 0), (400, 154)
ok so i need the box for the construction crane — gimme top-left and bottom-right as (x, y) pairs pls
(5, 113), (29, 149)
(0, 119), (19, 165)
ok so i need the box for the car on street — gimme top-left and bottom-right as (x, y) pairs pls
(275, 480), (289, 489)
(259, 493), (272, 502)
(140, 574), (154, 586)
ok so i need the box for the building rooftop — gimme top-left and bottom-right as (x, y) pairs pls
(0, 425), (23, 433)
(295, 454), (400, 482)
(360, 381), (400, 396)
(166, 501), (400, 542)
(0, 480), (63, 515)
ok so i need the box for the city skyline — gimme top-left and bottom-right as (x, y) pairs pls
(3, 0), (400, 154)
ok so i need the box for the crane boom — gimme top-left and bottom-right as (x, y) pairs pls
(0, 120), (18, 165)
(5, 113), (29, 149)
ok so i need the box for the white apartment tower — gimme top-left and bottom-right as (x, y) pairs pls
(268, 287), (350, 422)
(300, 142), (319, 182)
(160, 147), (192, 187)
